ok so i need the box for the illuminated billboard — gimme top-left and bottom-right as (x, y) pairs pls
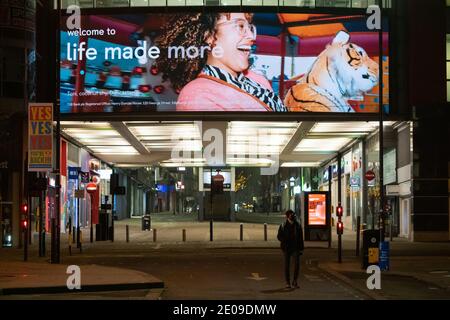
(60, 13), (389, 114)
(203, 169), (232, 190)
(307, 193), (327, 226)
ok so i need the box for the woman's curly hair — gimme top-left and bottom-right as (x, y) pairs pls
(156, 13), (251, 91)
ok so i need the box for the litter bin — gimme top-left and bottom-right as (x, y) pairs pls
(142, 215), (151, 231)
(361, 229), (380, 269)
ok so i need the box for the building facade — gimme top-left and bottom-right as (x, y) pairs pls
(0, 0), (448, 248)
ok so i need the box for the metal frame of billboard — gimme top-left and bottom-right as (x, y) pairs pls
(57, 5), (397, 123)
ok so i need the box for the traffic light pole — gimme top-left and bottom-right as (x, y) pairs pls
(27, 195), (32, 246)
(38, 187), (44, 257)
(338, 225), (342, 263)
(23, 223), (28, 262)
(378, 0), (386, 244)
(21, 203), (29, 261)
(51, 0), (62, 264)
(337, 154), (342, 264)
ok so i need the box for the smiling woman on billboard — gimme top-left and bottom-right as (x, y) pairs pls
(156, 13), (287, 112)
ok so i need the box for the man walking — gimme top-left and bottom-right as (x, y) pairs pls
(277, 210), (304, 289)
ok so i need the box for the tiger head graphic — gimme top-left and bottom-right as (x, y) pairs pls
(285, 31), (379, 112)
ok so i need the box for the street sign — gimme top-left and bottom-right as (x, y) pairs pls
(68, 167), (81, 180)
(365, 170), (376, 181)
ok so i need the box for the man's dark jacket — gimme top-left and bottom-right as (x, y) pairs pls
(277, 218), (305, 253)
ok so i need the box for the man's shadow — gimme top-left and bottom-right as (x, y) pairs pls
(261, 287), (296, 294)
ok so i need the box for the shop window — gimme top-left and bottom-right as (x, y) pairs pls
(61, 0), (95, 8)
(149, 0), (167, 5)
(220, 0), (240, 4)
(283, 0), (314, 6)
(131, 0), (149, 5)
(95, 0), (130, 7)
(187, 0), (204, 4)
(241, 0), (263, 5)
(167, 0), (184, 5)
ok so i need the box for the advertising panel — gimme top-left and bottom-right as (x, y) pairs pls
(307, 193), (327, 226)
(28, 103), (53, 172)
(60, 12), (389, 114)
(203, 169), (232, 190)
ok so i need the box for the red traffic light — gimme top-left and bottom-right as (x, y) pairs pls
(21, 203), (28, 214)
(337, 221), (344, 235)
(21, 219), (28, 229)
(336, 204), (343, 217)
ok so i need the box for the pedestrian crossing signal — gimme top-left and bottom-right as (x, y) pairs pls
(337, 221), (344, 235)
(21, 203), (28, 214)
(336, 203), (343, 217)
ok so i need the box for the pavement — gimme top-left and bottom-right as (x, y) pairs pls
(1, 211), (449, 300)
(0, 261), (163, 294)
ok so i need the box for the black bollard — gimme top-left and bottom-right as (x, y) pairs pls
(210, 220), (213, 242)
(356, 216), (361, 257)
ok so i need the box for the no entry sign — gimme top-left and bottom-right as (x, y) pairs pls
(365, 170), (376, 181)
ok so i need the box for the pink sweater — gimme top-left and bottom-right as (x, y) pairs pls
(177, 70), (274, 112)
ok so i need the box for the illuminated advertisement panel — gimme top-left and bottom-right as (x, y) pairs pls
(60, 13), (389, 114)
(203, 169), (232, 190)
(307, 193), (327, 226)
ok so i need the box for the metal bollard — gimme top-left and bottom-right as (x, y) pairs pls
(126, 225), (129, 243)
(240, 224), (243, 241)
(182, 229), (186, 242)
(42, 231), (46, 256)
(153, 228), (157, 242)
(68, 231), (72, 256)
(79, 230), (83, 253)
(264, 223), (268, 241)
(111, 217), (114, 243)
(77, 226), (81, 249)
(210, 220), (213, 242)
